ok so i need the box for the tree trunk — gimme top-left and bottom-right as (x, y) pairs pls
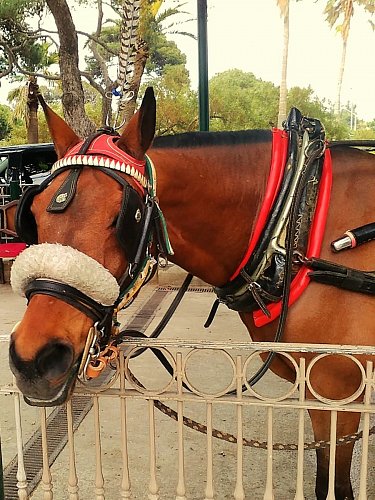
(335, 38), (348, 115)
(277, 0), (289, 128)
(117, 42), (148, 127)
(334, 0), (352, 115)
(27, 77), (39, 143)
(101, 85), (113, 128)
(46, 0), (95, 137)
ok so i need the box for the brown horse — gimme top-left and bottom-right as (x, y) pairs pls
(8, 88), (375, 499)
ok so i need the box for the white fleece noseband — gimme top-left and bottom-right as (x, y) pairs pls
(11, 243), (120, 306)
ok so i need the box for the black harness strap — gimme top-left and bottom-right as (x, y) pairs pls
(25, 279), (114, 342)
(115, 273), (194, 391)
(307, 257), (375, 295)
(47, 168), (82, 212)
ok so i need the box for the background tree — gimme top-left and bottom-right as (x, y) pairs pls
(324, 0), (375, 115)
(276, 0), (289, 127)
(286, 86), (350, 138)
(85, 0), (193, 126)
(0, 104), (11, 141)
(209, 70), (279, 130)
(0, 0), (193, 134)
(144, 64), (198, 134)
(208, 69), (352, 139)
(45, 0), (96, 136)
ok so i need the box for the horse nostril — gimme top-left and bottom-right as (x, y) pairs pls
(36, 342), (74, 381)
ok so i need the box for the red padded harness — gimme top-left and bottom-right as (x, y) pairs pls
(229, 128), (332, 327)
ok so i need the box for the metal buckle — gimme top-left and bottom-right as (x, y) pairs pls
(78, 322), (100, 381)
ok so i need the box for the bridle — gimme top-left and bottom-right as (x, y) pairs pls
(12, 129), (173, 380)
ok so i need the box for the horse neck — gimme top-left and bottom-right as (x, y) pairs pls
(148, 140), (272, 286)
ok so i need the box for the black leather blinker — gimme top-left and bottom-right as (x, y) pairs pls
(15, 184), (42, 245)
(116, 184), (145, 265)
(47, 168), (81, 213)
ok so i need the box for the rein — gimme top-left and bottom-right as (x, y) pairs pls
(151, 394), (374, 451)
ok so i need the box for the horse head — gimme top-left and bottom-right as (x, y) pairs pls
(9, 88), (156, 406)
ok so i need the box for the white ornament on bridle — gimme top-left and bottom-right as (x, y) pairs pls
(51, 154), (149, 189)
(10, 243), (120, 306)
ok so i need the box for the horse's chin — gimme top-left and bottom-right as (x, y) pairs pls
(23, 359), (80, 407)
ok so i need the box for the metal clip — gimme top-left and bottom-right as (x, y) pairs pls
(247, 281), (271, 318)
(78, 323), (100, 380)
(292, 251), (310, 265)
(158, 252), (168, 268)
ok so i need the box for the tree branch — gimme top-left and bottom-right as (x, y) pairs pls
(76, 30), (117, 56)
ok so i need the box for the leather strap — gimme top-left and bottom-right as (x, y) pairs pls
(47, 168), (81, 212)
(25, 279), (114, 342)
(307, 257), (375, 295)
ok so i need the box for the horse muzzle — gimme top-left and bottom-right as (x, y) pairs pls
(9, 337), (80, 407)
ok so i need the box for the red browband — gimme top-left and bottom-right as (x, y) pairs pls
(53, 134), (147, 192)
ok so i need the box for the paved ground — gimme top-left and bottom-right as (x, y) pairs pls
(1, 264), (374, 499)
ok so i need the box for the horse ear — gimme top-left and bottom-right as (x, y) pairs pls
(38, 93), (81, 159)
(117, 87), (156, 159)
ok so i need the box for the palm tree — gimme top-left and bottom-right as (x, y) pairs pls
(277, 0), (289, 128)
(325, 0), (353, 115)
(325, 0), (375, 115)
(7, 77), (39, 143)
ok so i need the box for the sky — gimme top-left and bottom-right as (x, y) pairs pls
(1, 0), (375, 121)
(170, 0), (375, 121)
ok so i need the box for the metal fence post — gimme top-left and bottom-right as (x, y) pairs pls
(197, 0), (209, 131)
(0, 437), (5, 500)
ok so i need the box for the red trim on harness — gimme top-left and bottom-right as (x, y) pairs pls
(253, 147), (332, 326)
(65, 135), (146, 192)
(229, 129), (289, 281)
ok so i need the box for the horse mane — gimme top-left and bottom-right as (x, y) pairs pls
(152, 129), (272, 149)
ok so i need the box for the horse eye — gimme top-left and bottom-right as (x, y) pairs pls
(111, 216), (118, 228)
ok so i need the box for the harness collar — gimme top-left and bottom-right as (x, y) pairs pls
(213, 110), (332, 327)
(230, 128), (289, 281)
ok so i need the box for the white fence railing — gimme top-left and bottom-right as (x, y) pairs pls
(1, 336), (374, 499)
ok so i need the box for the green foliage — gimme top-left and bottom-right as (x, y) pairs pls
(0, 0), (44, 19)
(287, 86), (350, 139)
(207, 70), (353, 139)
(84, 2), (188, 83)
(0, 104), (12, 140)
(325, 0), (375, 36)
(1, 81), (102, 145)
(351, 127), (375, 139)
(209, 69), (279, 130)
(143, 64), (198, 135)
(141, 1), (190, 75)
(0, 106), (52, 146)
(146, 34), (186, 75)
(4, 65), (370, 144)
(0, 0), (57, 75)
